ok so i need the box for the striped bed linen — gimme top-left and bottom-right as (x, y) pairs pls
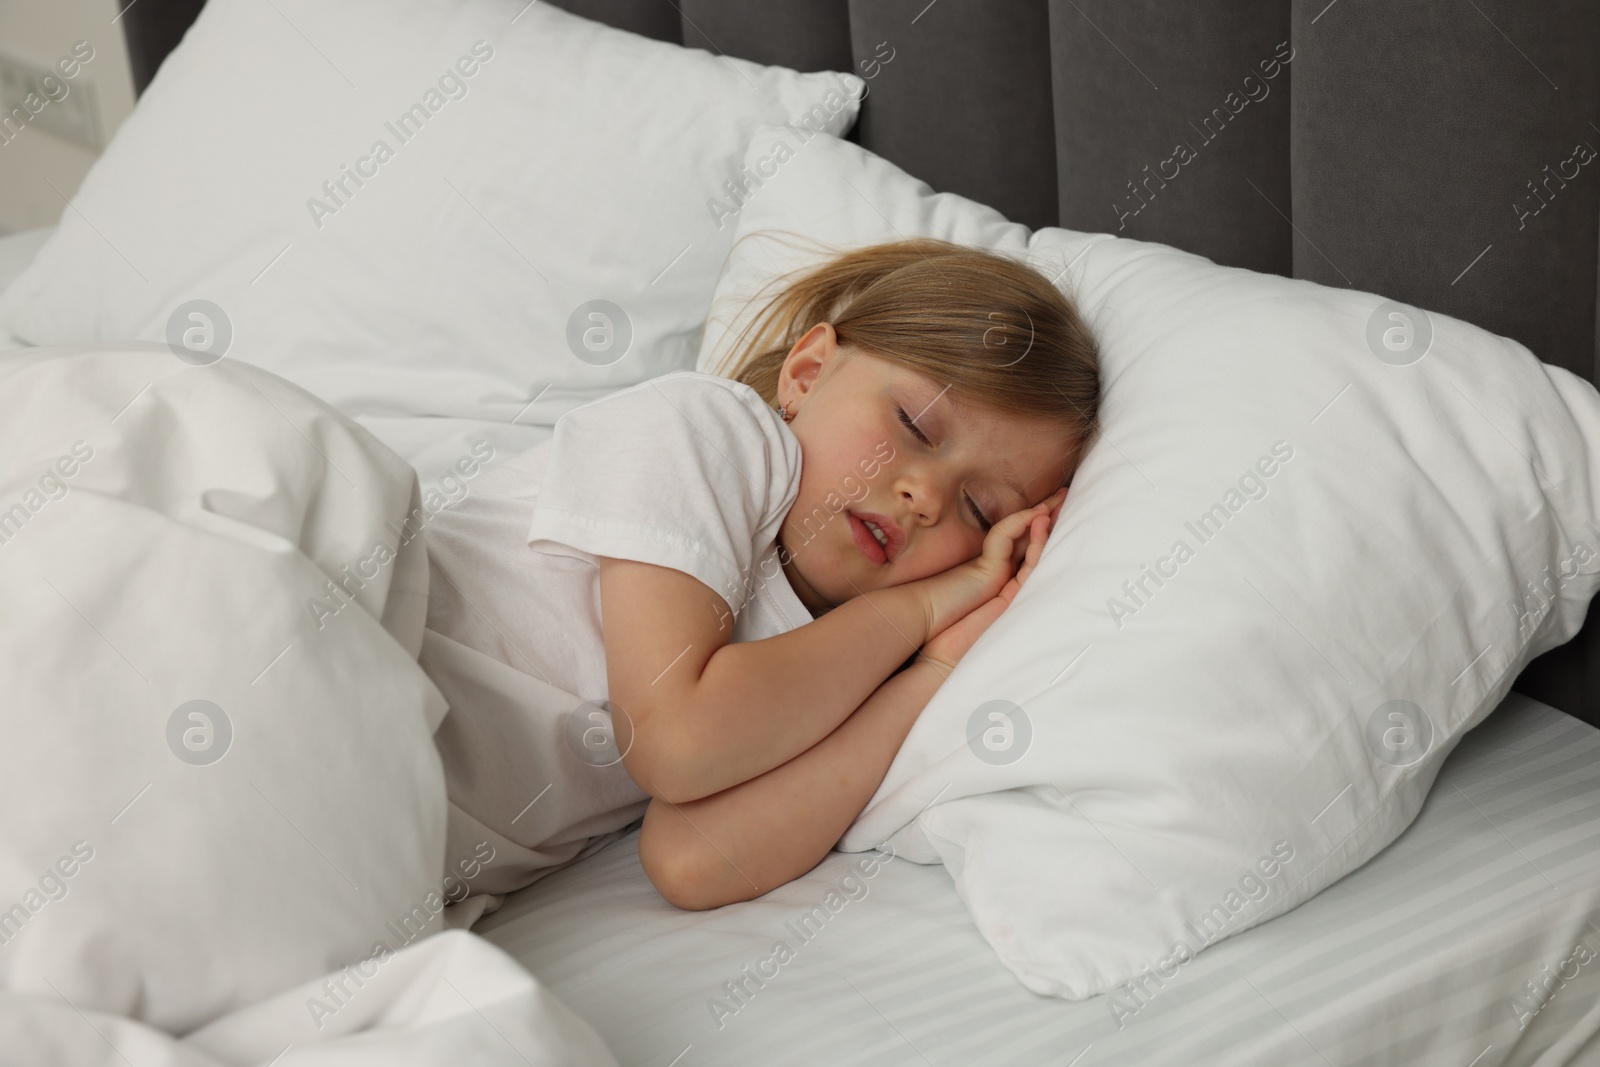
(476, 692), (1600, 1066)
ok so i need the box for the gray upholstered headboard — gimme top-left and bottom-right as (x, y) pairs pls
(122, 0), (1600, 728)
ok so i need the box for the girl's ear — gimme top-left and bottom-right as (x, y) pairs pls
(781, 321), (839, 403)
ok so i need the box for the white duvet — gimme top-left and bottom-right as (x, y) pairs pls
(0, 344), (616, 1065)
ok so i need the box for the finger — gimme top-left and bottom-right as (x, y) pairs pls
(1045, 488), (1068, 522)
(985, 502), (1049, 562)
(1003, 521), (1046, 599)
(1007, 512), (1040, 569)
(1015, 515), (1047, 581)
(1017, 510), (1047, 555)
(1028, 511), (1049, 558)
(1005, 502), (1049, 532)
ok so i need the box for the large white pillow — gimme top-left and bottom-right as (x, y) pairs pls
(0, 0), (862, 484)
(699, 125), (1600, 1000)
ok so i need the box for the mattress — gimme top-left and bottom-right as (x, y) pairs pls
(476, 691), (1600, 1067)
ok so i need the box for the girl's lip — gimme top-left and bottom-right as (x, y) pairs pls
(848, 511), (889, 564)
(854, 509), (903, 561)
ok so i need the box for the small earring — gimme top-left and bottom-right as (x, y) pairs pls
(775, 398), (794, 423)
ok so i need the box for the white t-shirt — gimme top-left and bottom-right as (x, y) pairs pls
(419, 371), (812, 912)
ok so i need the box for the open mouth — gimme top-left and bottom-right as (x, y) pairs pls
(848, 511), (891, 564)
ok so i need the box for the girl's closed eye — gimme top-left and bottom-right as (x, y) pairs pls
(895, 404), (994, 532)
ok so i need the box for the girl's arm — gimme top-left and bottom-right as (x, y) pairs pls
(637, 509), (1054, 910)
(600, 559), (934, 803)
(636, 654), (948, 910)
(601, 494), (1059, 803)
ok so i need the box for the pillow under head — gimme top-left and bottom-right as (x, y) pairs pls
(700, 123), (1600, 999)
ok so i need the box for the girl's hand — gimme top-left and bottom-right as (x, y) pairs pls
(917, 488), (1066, 672)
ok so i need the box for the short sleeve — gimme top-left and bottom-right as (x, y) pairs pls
(526, 371), (803, 616)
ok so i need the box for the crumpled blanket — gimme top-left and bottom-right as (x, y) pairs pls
(0, 343), (616, 1065)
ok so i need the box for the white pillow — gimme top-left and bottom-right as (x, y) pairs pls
(0, 0), (862, 484)
(700, 125), (1600, 999)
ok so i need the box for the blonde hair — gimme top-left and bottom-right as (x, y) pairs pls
(708, 233), (1102, 483)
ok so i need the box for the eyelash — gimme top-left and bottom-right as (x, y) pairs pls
(896, 405), (994, 532)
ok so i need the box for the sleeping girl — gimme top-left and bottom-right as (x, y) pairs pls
(419, 235), (1101, 918)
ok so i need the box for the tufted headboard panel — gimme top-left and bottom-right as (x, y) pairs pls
(121, 0), (1600, 726)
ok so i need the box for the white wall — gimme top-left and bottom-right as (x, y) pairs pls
(0, 0), (137, 233)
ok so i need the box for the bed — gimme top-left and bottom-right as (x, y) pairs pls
(476, 692), (1600, 1066)
(2, 1), (1598, 1064)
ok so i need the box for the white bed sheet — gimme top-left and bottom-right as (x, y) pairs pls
(475, 692), (1600, 1067)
